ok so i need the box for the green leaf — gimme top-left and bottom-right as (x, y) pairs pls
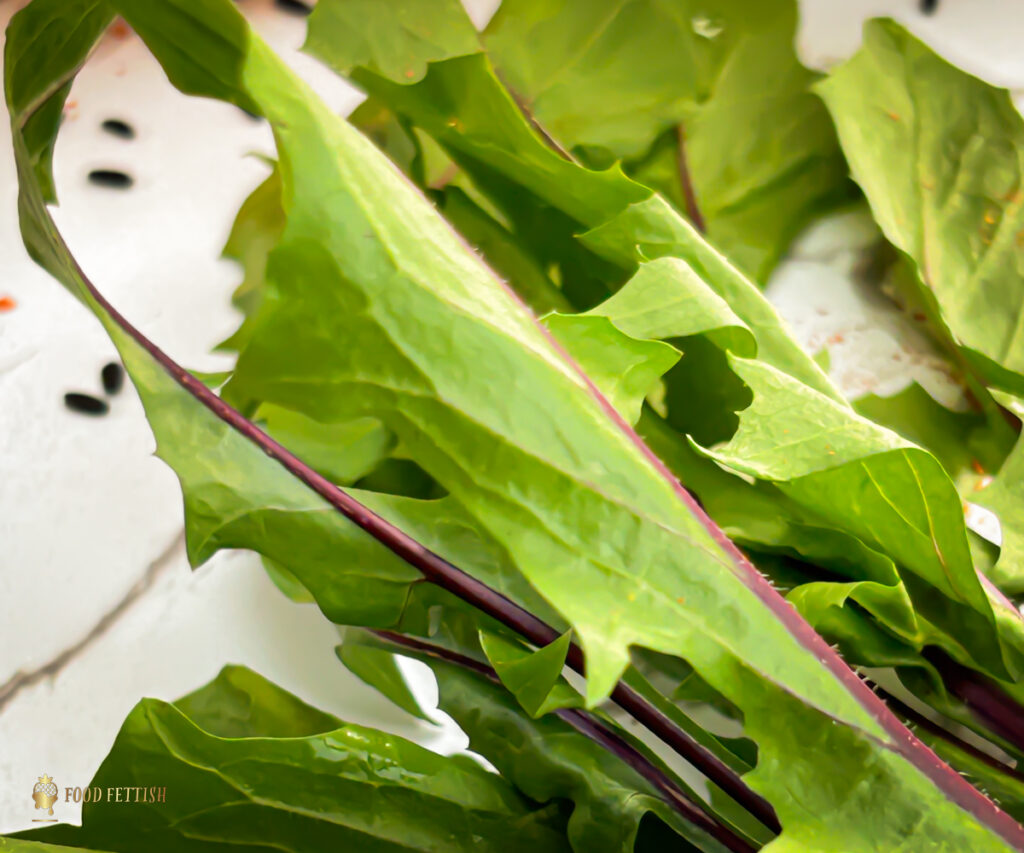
(544, 256), (756, 435)
(3, 0), (114, 201)
(18, 667), (571, 853)
(337, 633), (435, 722)
(909, 728), (1024, 824)
(435, 185), (571, 315)
(978, 437), (1024, 593)
(578, 257), (755, 355)
(388, 642), (739, 853)
(698, 356), (1010, 676)
(219, 164), (285, 351)
(258, 556), (316, 603)
(577, 195), (841, 399)
(257, 405), (394, 485)
(786, 582), (934, 670)
(818, 19), (1024, 397)
(304, 0), (479, 85)
(818, 20), (1024, 599)
(1, 841), (112, 853)
(9, 1), (1024, 848)
(479, 630), (580, 718)
(173, 663), (341, 737)
(542, 313), (679, 425)
(482, 0), (852, 281)
(546, 249), (1011, 682)
(854, 382), (1003, 491)
(315, 16), (841, 401)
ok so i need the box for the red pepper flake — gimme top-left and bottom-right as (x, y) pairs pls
(0, 295), (16, 312)
(971, 458), (986, 475)
(111, 20), (130, 39)
(887, 110), (901, 121)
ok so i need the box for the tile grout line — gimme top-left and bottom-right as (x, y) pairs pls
(0, 531), (186, 714)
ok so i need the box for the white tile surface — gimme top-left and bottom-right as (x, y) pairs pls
(1, 0), (1021, 834)
(0, 1), (463, 831)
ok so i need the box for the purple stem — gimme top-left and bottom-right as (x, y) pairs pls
(62, 251), (776, 831)
(674, 124), (705, 233)
(19, 10), (1024, 849)
(870, 681), (1024, 781)
(928, 651), (1024, 756)
(67, 256), (1024, 847)
(372, 631), (758, 853)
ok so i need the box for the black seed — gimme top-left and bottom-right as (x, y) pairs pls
(101, 362), (124, 395)
(101, 119), (136, 139)
(88, 169), (133, 189)
(920, 0), (938, 13)
(275, 0), (311, 15)
(64, 392), (109, 416)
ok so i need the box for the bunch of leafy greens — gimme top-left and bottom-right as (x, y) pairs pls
(7, 0), (1024, 850)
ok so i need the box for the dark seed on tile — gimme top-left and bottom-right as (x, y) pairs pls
(920, 0), (938, 13)
(64, 392), (109, 416)
(101, 362), (125, 395)
(101, 118), (136, 139)
(275, 0), (311, 15)
(88, 169), (133, 189)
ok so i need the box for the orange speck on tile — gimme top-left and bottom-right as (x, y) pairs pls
(0, 295), (16, 312)
(971, 458), (986, 475)
(887, 110), (901, 121)
(404, 68), (416, 79)
(676, 597), (685, 605)
(984, 211), (997, 225)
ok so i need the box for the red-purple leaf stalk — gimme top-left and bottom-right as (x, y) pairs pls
(870, 680), (1024, 781)
(928, 651), (1024, 756)
(372, 631), (758, 853)
(674, 124), (706, 233)
(59, 247), (776, 830)
(49, 223), (1024, 850)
